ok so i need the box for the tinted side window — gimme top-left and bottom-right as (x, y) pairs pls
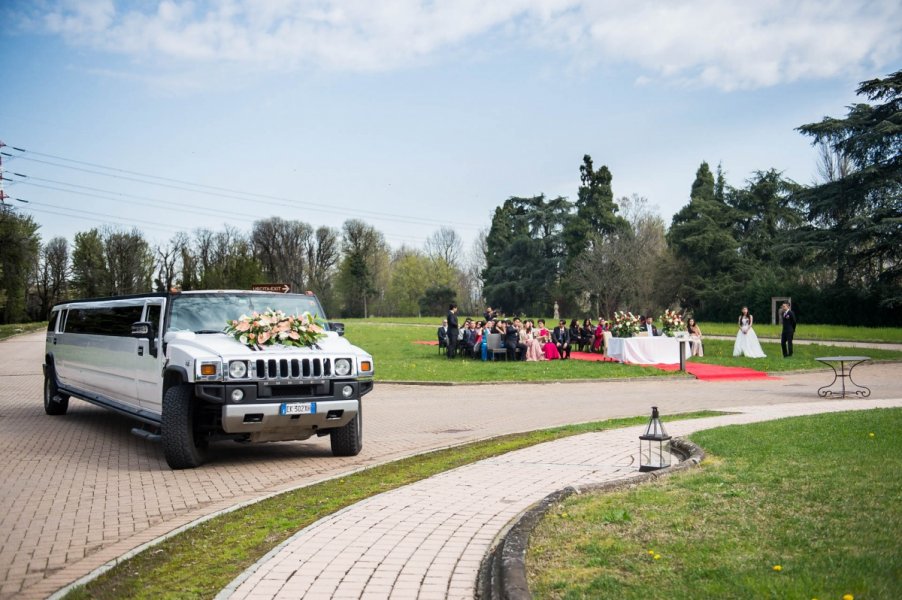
(64, 306), (144, 336)
(145, 304), (162, 334)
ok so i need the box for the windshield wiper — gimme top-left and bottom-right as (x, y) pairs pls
(194, 330), (226, 335)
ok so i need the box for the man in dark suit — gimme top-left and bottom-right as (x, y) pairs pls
(552, 319), (571, 359)
(781, 302), (796, 357)
(641, 316), (659, 337)
(446, 304), (459, 359)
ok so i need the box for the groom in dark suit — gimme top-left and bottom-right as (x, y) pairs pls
(780, 302), (796, 357)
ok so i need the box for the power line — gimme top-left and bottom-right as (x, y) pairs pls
(3, 146), (480, 231)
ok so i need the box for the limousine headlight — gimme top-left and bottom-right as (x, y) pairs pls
(334, 358), (352, 376)
(228, 360), (248, 379)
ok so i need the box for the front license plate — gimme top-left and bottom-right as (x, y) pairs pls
(280, 402), (315, 416)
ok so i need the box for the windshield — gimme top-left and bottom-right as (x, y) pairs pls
(167, 293), (326, 334)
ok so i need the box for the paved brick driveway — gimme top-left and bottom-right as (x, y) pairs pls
(1, 332), (899, 598)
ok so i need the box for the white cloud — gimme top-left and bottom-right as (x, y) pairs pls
(18, 0), (902, 89)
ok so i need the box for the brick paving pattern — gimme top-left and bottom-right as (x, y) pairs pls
(0, 332), (899, 598)
(218, 399), (902, 600)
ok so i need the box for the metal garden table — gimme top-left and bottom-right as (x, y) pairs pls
(815, 356), (871, 398)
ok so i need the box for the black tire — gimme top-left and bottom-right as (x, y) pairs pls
(161, 384), (208, 469)
(330, 403), (363, 456)
(44, 368), (69, 415)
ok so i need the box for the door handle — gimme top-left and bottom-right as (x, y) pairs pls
(52, 337), (57, 345)
(138, 347), (144, 356)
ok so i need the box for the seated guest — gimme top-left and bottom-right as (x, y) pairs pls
(437, 319), (448, 350)
(460, 322), (476, 357)
(504, 319), (524, 360)
(580, 319), (594, 352)
(552, 319), (571, 359)
(537, 320), (560, 359)
(641, 316), (660, 337)
(568, 319), (582, 352)
(592, 319), (605, 352)
(687, 317), (704, 356)
(522, 320), (545, 361)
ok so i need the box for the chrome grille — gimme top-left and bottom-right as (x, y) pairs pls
(255, 357), (332, 379)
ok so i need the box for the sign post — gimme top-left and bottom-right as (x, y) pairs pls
(251, 283), (291, 293)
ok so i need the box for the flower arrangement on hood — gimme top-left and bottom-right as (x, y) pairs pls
(611, 311), (642, 338)
(225, 309), (326, 349)
(660, 309), (686, 337)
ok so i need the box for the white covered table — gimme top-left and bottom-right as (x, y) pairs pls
(606, 335), (690, 365)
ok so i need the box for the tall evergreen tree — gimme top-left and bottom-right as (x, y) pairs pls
(667, 162), (742, 310)
(483, 195), (570, 315)
(0, 206), (40, 322)
(796, 70), (902, 308)
(564, 155), (628, 262)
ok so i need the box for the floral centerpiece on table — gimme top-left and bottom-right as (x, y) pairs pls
(611, 311), (642, 338)
(225, 309), (326, 349)
(659, 309), (686, 337)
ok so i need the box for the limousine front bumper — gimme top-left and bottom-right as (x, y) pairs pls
(221, 398), (359, 442)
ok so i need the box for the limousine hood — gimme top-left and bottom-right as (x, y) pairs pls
(165, 331), (365, 357)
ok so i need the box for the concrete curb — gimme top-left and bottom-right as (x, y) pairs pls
(477, 437), (705, 600)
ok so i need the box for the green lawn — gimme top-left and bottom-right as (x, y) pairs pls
(698, 322), (902, 343)
(64, 411), (722, 600)
(0, 321), (47, 340)
(527, 408), (902, 600)
(338, 322), (902, 382)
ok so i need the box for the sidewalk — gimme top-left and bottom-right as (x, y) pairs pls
(217, 398), (902, 600)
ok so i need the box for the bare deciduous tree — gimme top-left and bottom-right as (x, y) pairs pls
(424, 227), (462, 268)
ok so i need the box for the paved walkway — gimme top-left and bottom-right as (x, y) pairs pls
(1, 332), (900, 598)
(218, 398), (901, 600)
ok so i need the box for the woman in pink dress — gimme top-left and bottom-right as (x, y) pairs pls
(536, 319), (560, 359)
(522, 320), (545, 361)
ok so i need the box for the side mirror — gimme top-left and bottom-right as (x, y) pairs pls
(131, 321), (158, 357)
(328, 322), (345, 337)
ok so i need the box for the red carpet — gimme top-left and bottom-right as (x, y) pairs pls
(569, 351), (619, 363)
(653, 362), (776, 381)
(568, 350), (775, 381)
(413, 340), (439, 346)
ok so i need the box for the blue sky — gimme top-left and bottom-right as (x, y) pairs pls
(1, 1), (900, 257)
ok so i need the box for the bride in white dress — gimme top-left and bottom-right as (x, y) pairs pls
(733, 306), (766, 358)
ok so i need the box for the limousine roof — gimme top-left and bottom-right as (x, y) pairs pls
(52, 290), (315, 308)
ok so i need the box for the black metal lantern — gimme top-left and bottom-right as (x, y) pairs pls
(639, 406), (672, 472)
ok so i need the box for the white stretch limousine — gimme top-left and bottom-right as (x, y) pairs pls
(43, 290), (374, 469)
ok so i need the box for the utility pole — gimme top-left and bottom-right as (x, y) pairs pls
(0, 140), (7, 204)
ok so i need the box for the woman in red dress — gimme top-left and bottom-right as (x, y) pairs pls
(536, 319), (561, 359)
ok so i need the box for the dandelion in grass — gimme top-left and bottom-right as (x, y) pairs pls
(653, 554), (661, 560)
(842, 595), (854, 600)
(647, 550), (655, 555)
(772, 565), (782, 572)
(869, 432), (875, 438)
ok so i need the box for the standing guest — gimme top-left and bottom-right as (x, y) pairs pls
(437, 319), (448, 352)
(446, 303), (459, 359)
(687, 317), (704, 357)
(552, 319), (572, 359)
(780, 302), (796, 358)
(568, 319), (582, 352)
(537, 320), (560, 359)
(733, 306), (766, 358)
(484, 306), (494, 322)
